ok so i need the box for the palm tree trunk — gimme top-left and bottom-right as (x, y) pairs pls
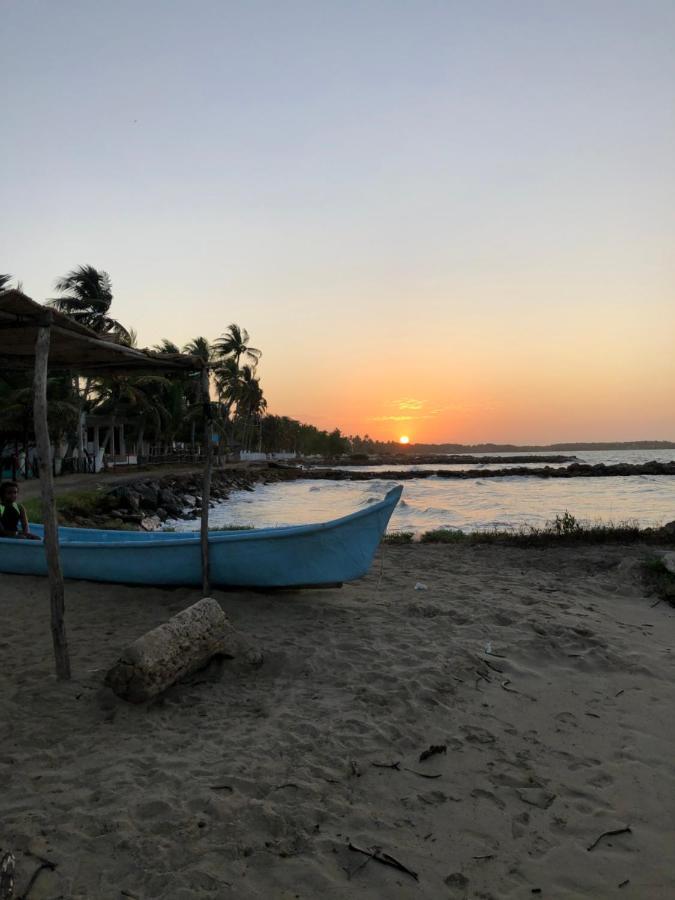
(102, 415), (117, 455)
(74, 374), (85, 457)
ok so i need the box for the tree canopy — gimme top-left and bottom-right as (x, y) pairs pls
(1, 265), (383, 464)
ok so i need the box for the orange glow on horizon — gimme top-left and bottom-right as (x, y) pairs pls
(250, 283), (675, 445)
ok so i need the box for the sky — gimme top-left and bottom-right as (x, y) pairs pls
(2, 0), (674, 444)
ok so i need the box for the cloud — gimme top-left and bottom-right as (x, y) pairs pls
(371, 400), (500, 424)
(395, 398), (425, 410)
(372, 411), (443, 422)
(371, 399), (466, 422)
(372, 414), (416, 422)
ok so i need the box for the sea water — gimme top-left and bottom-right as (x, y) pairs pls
(171, 449), (675, 535)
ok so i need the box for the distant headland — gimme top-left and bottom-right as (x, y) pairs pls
(396, 440), (675, 453)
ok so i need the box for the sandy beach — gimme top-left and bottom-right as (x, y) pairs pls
(2, 541), (674, 899)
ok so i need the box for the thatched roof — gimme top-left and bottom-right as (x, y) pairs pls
(0, 291), (200, 373)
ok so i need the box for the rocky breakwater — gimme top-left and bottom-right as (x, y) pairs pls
(305, 453), (577, 467)
(302, 461), (675, 481)
(62, 465), (301, 531)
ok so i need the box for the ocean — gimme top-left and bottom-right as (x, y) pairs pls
(172, 449), (675, 535)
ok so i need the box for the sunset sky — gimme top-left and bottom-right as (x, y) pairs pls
(3, 1), (674, 443)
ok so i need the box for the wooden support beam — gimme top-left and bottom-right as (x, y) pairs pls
(33, 325), (71, 680)
(200, 366), (213, 595)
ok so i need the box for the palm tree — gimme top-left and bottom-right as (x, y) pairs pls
(50, 265), (130, 454)
(183, 336), (213, 365)
(214, 323), (261, 370)
(154, 339), (181, 355)
(90, 373), (172, 456)
(0, 374), (79, 474)
(213, 355), (238, 403)
(182, 337), (215, 448)
(235, 366), (267, 450)
(49, 265), (130, 338)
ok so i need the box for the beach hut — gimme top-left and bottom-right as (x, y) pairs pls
(0, 290), (209, 680)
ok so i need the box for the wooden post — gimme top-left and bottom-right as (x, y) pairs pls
(33, 324), (71, 680)
(200, 366), (213, 595)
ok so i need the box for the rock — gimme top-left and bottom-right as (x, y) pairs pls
(158, 488), (182, 514)
(120, 513), (144, 524)
(102, 492), (121, 511)
(104, 598), (250, 703)
(127, 490), (141, 512)
(140, 515), (162, 531)
(661, 551), (675, 575)
(243, 647), (264, 668)
(135, 482), (159, 509)
(183, 494), (197, 507)
(109, 487), (141, 512)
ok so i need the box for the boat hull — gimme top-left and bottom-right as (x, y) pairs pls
(0, 486), (402, 588)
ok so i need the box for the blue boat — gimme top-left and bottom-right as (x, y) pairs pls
(0, 486), (402, 588)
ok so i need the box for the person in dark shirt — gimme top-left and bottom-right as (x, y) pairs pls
(0, 481), (40, 539)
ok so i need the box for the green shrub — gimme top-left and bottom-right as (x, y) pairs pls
(383, 530), (415, 544)
(417, 512), (665, 548)
(551, 511), (581, 535)
(420, 528), (467, 543)
(208, 524), (255, 532)
(23, 490), (107, 524)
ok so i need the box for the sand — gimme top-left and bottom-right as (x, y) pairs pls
(1, 542), (674, 899)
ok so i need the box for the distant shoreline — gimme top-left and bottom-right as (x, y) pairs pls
(391, 440), (675, 453)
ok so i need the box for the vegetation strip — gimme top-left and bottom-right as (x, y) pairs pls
(418, 514), (675, 547)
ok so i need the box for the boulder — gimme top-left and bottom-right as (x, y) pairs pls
(105, 598), (257, 703)
(140, 515), (162, 531)
(126, 490), (141, 512)
(135, 482), (160, 509)
(158, 488), (182, 515)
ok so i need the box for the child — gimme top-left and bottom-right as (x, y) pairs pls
(0, 481), (40, 540)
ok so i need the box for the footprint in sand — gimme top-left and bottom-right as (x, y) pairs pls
(418, 789), (450, 806)
(461, 725), (497, 745)
(567, 757), (601, 771)
(554, 711), (577, 726)
(516, 787), (556, 809)
(135, 799), (173, 819)
(511, 811), (530, 838)
(587, 772), (614, 788)
(470, 788), (506, 810)
(445, 872), (469, 896)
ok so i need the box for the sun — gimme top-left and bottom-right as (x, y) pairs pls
(399, 435), (410, 444)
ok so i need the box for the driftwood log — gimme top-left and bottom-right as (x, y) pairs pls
(105, 598), (257, 703)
